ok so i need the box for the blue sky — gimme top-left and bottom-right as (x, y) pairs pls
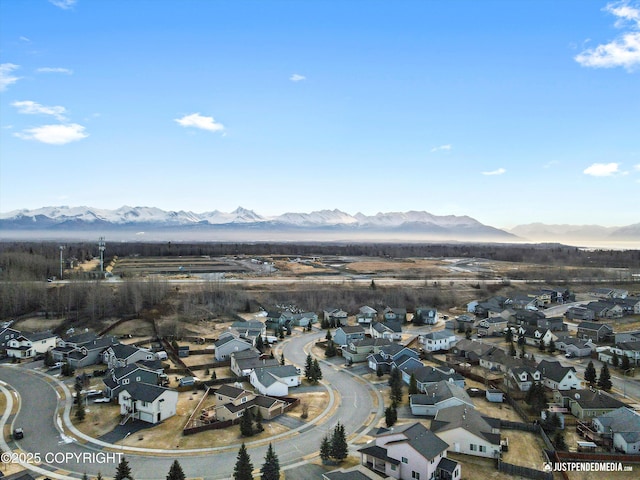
(1, 0), (639, 228)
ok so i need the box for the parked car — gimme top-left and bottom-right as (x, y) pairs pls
(93, 397), (111, 403)
(48, 362), (63, 371)
(12, 427), (24, 440)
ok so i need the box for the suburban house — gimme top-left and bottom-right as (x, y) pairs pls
(553, 389), (629, 420)
(103, 363), (161, 400)
(369, 321), (402, 341)
(577, 322), (614, 343)
(615, 330), (640, 344)
(342, 337), (392, 364)
(593, 408), (640, 454)
(229, 321), (267, 343)
(590, 287), (628, 299)
(555, 337), (595, 358)
(506, 366), (542, 392)
(249, 365), (300, 396)
(102, 344), (155, 369)
(538, 360), (582, 390)
(537, 316), (567, 332)
(291, 312), (318, 328)
(585, 302), (624, 320)
(409, 366), (465, 391)
(478, 347), (526, 374)
(450, 339), (496, 365)
(472, 296), (508, 318)
(383, 307), (407, 323)
(230, 349), (279, 377)
(213, 384), (288, 422)
(118, 382), (178, 424)
(323, 465), (386, 480)
(431, 404), (502, 459)
(367, 344), (421, 374)
(477, 317), (508, 337)
(356, 306), (378, 325)
(333, 325), (366, 347)
(566, 306), (595, 321)
(6, 331), (58, 358)
(0, 327), (21, 355)
(419, 329), (457, 352)
(213, 332), (253, 361)
(358, 422), (460, 480)
(323, 308), (348, 326)
(67, 336), (121, 369)
(409, 380), (474, 416)
(508, 294), (538, 311)
(414, 307), (439, 325)
(454, 314), (476, 331)
(611, 341), (640, 366)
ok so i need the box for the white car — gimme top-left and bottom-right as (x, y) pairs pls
(93, 397), (111, 403)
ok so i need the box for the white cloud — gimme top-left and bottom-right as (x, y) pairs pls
(583, 162), (621, 176)
(289, 73), (306, 82)
(12, 100), (68, 121)
(49, 0), (77, 9)
(634, 163), (640, 171)
(14, 123), (88, 145)
(575, 1), (640, 70)
(0, 63), (21, 91)
(36, 67), (73, 75)
(175, 113), (225, 133)
(481, 168), (506, 176)
(543, 160), (559, 168)
(19, 36), (31, 43)
(430, 144), (452, 153)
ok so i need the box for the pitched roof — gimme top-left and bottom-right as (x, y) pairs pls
(120, 382), (173, 403)
(380, 422), (449, 460)
(578, 321), (612, 331)
(410, 380), (473, 406)
(423, 329), (455, 340)
(569, 389), (627, 410)
(22, 331), (56, 342)
(109, 343), (143, 359)
(253, 365), (299, 388)
(338, 325), (365, 334)
(538, 360), (577, 383)
(431, 404), (501, 446)
(595, 408), (640, 437)
(413, 366), (464, 384)
(215, 384), (247, 399)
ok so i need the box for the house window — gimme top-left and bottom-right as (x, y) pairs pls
(402, 457), (408, 464)
(241, 397), (247, 403)
(136, 376), (141, 381)
(122, 379), (129, 385)
(470, 444), (477, 451)
(479, 445), (486, 453)
(391, 465), (396, 471)
(412, 472), (420, 479)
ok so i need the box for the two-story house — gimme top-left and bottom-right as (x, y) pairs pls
(409, 380), (475, 416)
(369, 321), (402, 341)
(230, 349), (279, 377)
(538, 360), (582, 390)
(577, 322), (614, 343)
(506, 366), (542, 392)
(250, 364), (300, 396)
(413, 307), (438, 325)
(358, 422), (460, 480)
(342, 337), (392, 364)
(213, 332), (254, 361)
(334, 325), (366, 347)
(356, 306), (378, 325)
(103, 344), (155, 369)
(419, 329), (457, 352)
(118, 382), (178, 424)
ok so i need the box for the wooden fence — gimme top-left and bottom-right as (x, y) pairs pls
(496, 459), (553, 480)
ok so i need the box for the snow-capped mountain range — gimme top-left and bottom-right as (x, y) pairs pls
(0, 205), (513, 239)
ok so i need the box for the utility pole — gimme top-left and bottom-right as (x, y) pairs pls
(59, 245), (65, 280)
(98, 237), (106, 274)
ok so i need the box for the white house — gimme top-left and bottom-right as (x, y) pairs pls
(118, 382), (178, 424)
(420, 329), (457, 352)
(409, 380), (474, 416)
(213, 332), (254, 361)
(538, 360), (582, 390)
(431, 404), (502, 459)
(24, 331), (58, 354)
(593, 408), (640, 454)
(102, 343), (155, 369)
(6, 335), (34, 359)
(250, 365), (300, 396)
(507, 366), (542, 392)
(370, 321), (402, 341)
(358, 422), (460, 480)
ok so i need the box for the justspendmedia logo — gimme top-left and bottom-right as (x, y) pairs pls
(543, 462), (633, 472)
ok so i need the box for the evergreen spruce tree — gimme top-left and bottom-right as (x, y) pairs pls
(408, 373), (418, 395)
(255, 335), (265, 353)
(233, 443), (253, 480)
(465, 326), (472, 340)
(385, 404), (398, 427)
(319, 435), (332, 464)
(82, 473), (89, 480)
(548, 338), (556, 354)
(325, 329), (332, 341)
(376, 366), (384, 378)
(389, 367), (403, 405)
(311, 359), (322, 382)
(96, 472), (103, 480)
(240, 409), (254, 437)
(304, 353), (313, 381)
(330, 422), (348, 462)
(325, 340), (337, 358)
(621, 354), (631, 372)
(598, 363), (612, 391)
(538, 340), (546, 352)
(554, 432), (567, 451)
(584, 361), (597, 386)
(612, 351), (620, 368)
(280, 353), (285, 365)
(505, 328), (513, 344)
(114, 456), (133, 480)
(255, 408), (264, 433)
(44, 350), (54, 367)
(260, 443), (280, 480)
(166, 460), (185, 480)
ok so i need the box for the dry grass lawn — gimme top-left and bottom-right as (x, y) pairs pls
(13, 316), (67, 332)
(74, 403), (122, 438)
(274, 261), (334, 275)
(501, 429), (548, 469)
(288, 391), (330, 420)
(447, 452), (519, 480)
(472, 397), (523, 423)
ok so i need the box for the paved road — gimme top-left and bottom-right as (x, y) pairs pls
(0, 330), (379, 479)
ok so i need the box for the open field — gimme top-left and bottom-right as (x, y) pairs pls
(112, 256), (250, 276)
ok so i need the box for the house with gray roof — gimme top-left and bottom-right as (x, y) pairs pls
(249, 364), (300, 396)
(103, 343), (155, 369)
(323, 465), (386, 480)
(431, 404), (502, 458)
(342, 337), (392, 364)
(334, 325), (366, 347)
(369, 321), (401, 341)
(103, 363), (161, 400)
(414, 307), (438, 325)
(577, 322), (614, 343)
(213, 332), (253, 361)
(367, 345), (420, 374)
(64, 336), (120, 368)
(323, 308), (348, 327)
(410, 366), (465, 391)
(553, 389), (628, 420)
(383, 307), (407, 323)
(612, 340), (640, 366)
(230, 348), (278, 377)
(555, 337), (595, 358)
(538, 360), (582, 390)
(118, 382), (178, 424)
(593, 407), (640, 454)
(358, 422), (460, 480)
(356, 305), (378, 325)
(410, 380), (474, 416)
(507, 366), (542, 392)
(419, 329), (457, 352)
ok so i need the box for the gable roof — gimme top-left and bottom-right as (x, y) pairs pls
(422, 329), (455, 340)
(578, 321), (612, 331)
(22, 331), (57, 342)
(338, 325), (365, 334)
(380, 422), (449, 460)
(431, 404), (501, 446)
(411, 380), (473, 406)
(413, 366), (464, 384)
(568, 389), (628, 410)
(120, 382), (173, 403)
(252, 365), (299, 387)
(109, 343), (144, 359)
(595, 407), (640, 435)
(538, 360), (577, 383)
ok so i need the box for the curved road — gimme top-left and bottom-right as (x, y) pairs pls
(0, 331), (378, 479)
